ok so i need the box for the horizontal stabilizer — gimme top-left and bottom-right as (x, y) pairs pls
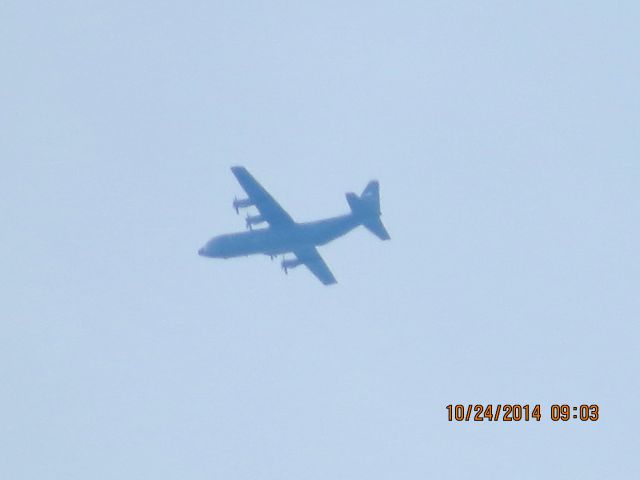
(362, 217), (391, 240)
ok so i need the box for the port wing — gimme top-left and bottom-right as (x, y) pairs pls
(231, 166), (295, 227)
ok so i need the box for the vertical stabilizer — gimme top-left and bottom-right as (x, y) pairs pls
(346, 180), (390, 240)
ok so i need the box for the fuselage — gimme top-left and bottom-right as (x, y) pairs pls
(198, 213), (362, 259)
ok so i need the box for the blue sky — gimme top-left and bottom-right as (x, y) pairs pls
(2, 1), (639, 478)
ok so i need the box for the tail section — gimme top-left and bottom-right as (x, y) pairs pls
(362, 216), (391, 240)
(346, 180), (391, 240)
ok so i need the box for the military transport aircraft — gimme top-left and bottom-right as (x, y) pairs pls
(198, 167), (390, 285)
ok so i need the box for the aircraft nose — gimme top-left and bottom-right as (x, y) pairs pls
(199, 238), (224, 258)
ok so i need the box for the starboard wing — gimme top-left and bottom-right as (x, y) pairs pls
(293, 247), (337, 285)
(231, 166), (295, 227)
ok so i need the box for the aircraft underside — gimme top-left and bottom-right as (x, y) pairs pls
(199, 166), (389, 285)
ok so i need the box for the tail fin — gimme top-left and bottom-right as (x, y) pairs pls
(346, 180), (391, 240)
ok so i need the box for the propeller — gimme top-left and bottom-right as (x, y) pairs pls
(233, 196), (253, 214)
(245, 214), (265, 230)
(280, 257), (301, 275)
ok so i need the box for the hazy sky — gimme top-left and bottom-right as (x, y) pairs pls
(2, 1), (639, 478)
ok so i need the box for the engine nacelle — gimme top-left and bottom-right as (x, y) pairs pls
(233, 197), (253, 214)
(245, 214), (265, 230)
(281, 258), (302, 274)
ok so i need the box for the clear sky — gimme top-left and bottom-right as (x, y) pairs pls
(2, 1), (639, 478)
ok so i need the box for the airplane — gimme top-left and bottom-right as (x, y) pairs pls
(197, 166), (390, 285)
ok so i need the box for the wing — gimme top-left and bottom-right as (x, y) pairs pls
(294, 247), (337, 285)
(231, 166), (295, 227)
